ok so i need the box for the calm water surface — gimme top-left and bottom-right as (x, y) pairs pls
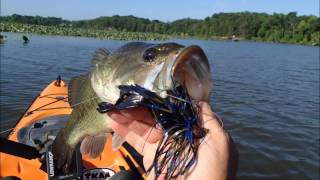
(1, 32), (319, 179)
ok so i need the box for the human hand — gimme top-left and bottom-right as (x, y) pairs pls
(108, 101), (238, 180)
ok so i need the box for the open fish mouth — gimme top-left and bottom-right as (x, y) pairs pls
(170, 45), (211, 101)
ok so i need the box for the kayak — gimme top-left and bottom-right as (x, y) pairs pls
(0, 77), (147, 180)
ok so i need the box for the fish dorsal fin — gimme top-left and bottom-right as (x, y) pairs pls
(112, 133), (126, 150)
(91, 48), (110, 70)
(68, 74), (89, 106)
(80, 133), (108, 159)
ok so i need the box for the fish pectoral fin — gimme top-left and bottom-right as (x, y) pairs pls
(80, 133), (108, 159)
(68, 74), (90, 106)
(112, 133), (126, 150)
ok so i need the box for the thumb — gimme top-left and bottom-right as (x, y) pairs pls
(198, 101), (223, 131)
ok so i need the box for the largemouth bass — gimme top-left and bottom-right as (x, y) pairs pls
(52, 42), (211, 171)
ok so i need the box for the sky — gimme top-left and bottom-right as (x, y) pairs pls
(1, 0), (319, 21)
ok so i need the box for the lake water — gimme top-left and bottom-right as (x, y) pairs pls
(0, 32), (319, 179)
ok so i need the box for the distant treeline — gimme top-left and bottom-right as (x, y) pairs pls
(1, 12), (319, 45)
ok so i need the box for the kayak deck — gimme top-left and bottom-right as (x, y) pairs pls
(0, 79), (146, 179)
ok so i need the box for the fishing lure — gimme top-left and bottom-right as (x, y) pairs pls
(97, 83), (208, 179)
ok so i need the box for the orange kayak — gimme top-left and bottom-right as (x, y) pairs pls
(0, 77), (147, 180)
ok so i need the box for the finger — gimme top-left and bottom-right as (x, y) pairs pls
(141, 125), (163, 144)
(127, 121), (163, 143)
(110, 118), (130, 137)
(111, 120), (154, 154)
(198, 101), (223, 131)
(108, 107), (155, 125)
(119, 107), (152, 120)
(111, 118), (162, 143)
(108, 111), (133, 124)
(109, 111), (162, 142)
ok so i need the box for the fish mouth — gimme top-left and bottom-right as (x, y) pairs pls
(171, 45), (211, 101)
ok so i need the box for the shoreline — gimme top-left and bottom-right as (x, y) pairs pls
(1, 23), (318, 46)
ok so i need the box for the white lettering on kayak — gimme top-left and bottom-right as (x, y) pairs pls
(83, 168), (115, 180)
(48, 151), (55, 177)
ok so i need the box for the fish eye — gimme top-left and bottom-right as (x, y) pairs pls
(143, 48), (157, 62)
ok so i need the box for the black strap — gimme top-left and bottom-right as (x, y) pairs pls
(0, 137), (41, 159)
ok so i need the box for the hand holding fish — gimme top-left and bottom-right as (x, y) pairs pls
(108, 102), (238, 180)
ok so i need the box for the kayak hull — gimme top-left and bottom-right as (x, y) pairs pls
(0, 80), (146, 179)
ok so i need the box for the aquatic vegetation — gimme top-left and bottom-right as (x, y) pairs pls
(2, 12), (319, 45)
(0, 22), (171, 41)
